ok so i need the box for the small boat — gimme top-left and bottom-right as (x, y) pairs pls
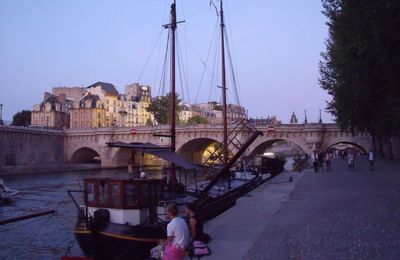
(0, 179), (19, 204)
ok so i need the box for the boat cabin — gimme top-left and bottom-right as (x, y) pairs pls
(83, 178), (162, 225)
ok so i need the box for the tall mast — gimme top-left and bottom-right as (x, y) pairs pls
(171, 0), (177, 188)
(161, 0), (184, 191)
(219, 0), (228, 164)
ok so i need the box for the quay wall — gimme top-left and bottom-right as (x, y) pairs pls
(0, 126), (64, 171)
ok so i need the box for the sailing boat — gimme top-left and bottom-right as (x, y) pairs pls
(68, 1), (265, 259)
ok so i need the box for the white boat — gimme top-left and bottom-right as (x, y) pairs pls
(0, 179), (19, 203)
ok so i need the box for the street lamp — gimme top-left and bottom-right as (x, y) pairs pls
(319, 109), (322, 124)
(304, 109), (308, 124)
(0, 104), (3, 125)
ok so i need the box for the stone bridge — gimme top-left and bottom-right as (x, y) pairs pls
(64, 123), (372, 168)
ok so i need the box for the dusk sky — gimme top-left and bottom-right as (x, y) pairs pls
(0, 0), (332, 123)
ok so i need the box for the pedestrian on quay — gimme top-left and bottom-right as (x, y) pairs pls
(325, 152), (332, 172)
(312, 150), (319, 174)
(368, 149), (375, 171)
(348, 151), (355, 171)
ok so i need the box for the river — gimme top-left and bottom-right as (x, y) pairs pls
(0, 168), (141, 260)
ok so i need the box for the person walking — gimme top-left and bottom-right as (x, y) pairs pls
(325, 152), (332, 172)
(368, 149), (375, 171)
(312, 150), (319, 174)
(348, 151), (355, 171)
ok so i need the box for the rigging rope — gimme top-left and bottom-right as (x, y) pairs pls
(224, 29), (241, 106)
(157, 30), (170, 98)
(193, 20), (220, 104)
(136, 30), (164, 83)
(176, 33), (190, 104)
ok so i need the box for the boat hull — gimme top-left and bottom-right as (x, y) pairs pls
(75, 222), (165, 260)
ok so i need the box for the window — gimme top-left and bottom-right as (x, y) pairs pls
(87, 182), (96, 205)
(99, 181), (108, 206)
(124, 183), (138, 208)
(111, 183), (121, 207)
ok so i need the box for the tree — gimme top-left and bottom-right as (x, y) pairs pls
(146, 92), (182, 124)
(12, 110), (31, 126)
(186, 115), (208, 125)
(319, 0), (400, 157)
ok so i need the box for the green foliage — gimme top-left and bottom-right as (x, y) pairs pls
(146, 118), (153, 126)
(319, 0), (400, 138)
(186, 115), (208, 125)
(146, 92), (182, 124)
(12, 110), (31, 126)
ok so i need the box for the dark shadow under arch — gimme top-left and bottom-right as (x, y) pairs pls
(71, 147), (101, 164)
(177, 138), (226, 164)
(325, 141), (367, 155)
(250, 139), (306, 157)
(111, 142), (162, 167)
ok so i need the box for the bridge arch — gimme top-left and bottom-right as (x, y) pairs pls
(70, 147), (101, 164)
(323, 141), (367, 155)
(109, 143), (163, 168)
(248, 138), (308, 157)
(177, 137), (225, 164)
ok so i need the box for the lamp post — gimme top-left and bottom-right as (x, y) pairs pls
(0, 104), (3, 125)
(304, 109), (308, 124)
(319, 109), (322, 124)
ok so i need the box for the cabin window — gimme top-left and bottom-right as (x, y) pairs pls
(111, 183), (121, 207)
(99, 181), (108, 206)
(141, 184), (149, 206)
(87, 182), (96, 204)
(124, 183), (138, 208)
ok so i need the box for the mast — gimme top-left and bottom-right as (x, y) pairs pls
(219, 0), (228, 164)
(170, 0), (177, 189)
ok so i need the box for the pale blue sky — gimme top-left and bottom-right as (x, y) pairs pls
(0, 0), (332, 123)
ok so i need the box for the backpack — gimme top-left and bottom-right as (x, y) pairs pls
(190, 240), (211, 257)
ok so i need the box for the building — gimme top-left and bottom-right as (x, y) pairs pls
(290, 112), (298, 124)
(83, 82), (119, 127)
(52, 87), (86, 102)
(76, 82), (153, 128)
(125, 83), (152, 102)
(227, 104), (246, 123)
(31, 92), (71, 128)
(190, 102), (246, 125)
(179, 104), (195, 123)
(69, 94), (106, 129)
(123, 83), (153, 126)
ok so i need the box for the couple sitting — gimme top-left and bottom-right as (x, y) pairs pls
(163, 202), (210, 260)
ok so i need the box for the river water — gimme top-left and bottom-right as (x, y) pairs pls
(0, 160), (295, 260)
(0, 168), (138, 260)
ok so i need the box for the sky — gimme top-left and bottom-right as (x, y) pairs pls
(0, 0), (333, 123)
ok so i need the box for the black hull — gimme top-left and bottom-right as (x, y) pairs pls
(75, 222), (165, 260)
(198, 175), (262, 221)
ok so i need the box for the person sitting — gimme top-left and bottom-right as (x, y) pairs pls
(186, 202), (210, 244)
(163, 203), (190, 260)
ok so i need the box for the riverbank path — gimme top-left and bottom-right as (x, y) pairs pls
(202, 157), (400, 260)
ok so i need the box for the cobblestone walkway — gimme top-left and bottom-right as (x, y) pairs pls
(247, 158), (400, 260)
